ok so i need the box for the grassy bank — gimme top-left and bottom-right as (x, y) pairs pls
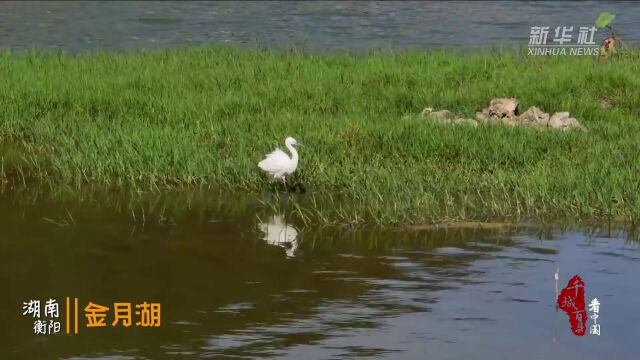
(0, 47), (639, 226)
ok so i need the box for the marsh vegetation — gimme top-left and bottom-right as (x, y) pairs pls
(0, 48), (639, 226)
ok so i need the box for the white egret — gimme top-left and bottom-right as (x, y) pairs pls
(258, 137), (300, 184)
(259, 215), (299, 257)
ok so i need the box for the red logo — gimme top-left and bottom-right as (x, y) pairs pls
(556, 275), (587, 336)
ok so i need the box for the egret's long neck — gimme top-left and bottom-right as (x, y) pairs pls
(286, 143), (298, 164)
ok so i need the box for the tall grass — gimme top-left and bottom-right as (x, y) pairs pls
(0, 47), (639, 225)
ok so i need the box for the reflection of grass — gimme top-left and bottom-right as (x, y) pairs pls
(1, 48), (640, 226)
(43, 209), (75, 227)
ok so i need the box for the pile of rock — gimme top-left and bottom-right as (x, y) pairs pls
(421, 98), (586, 131)
(419, 108), (479, 127)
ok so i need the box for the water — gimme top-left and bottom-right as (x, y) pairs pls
(1, 189), (639, 359)
(1, 1), (639, 52)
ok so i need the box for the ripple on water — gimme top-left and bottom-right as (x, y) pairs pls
(595, 251), (640, 261)
(214, 302), (256, 314)
(503, 297), (539, 303)
(433, 247), (478, 256)
(453, 317), (496, 322)
(65, 356), (143, 360)
(170, 320), (201, 326)
(522, 246), (559, 255)
(286, 289), (317, 294)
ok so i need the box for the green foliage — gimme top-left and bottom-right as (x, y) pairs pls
(0, 47), (639, 225)
(596, 11), (616, 29)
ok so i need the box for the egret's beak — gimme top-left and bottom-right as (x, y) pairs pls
(297, 143), (303, 147)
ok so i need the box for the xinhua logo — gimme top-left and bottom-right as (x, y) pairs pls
(528, 26), (600, 56)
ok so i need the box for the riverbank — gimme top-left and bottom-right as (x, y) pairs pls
(1, 47), (639, 226)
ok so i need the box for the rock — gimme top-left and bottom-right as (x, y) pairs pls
(431, 118), (452, 125)
(421, 107), (434, 117)
(548, 112), (586, 131)
(430, 110), (456, 120)
(475, 111), (491, 124)
(452, 118), (479, 127)
(476, 98), (520, 126)
(485, 98), (519, 119)
(518, 106), (550, 127)
(548, 112), (571, 128)
(421, 107), (477, 127)
(422, 108), (456, 124)
(476, 111), (507, 125)
(420, 100), (586, 131)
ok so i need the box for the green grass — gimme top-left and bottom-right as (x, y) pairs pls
(0, 47), (639, 226)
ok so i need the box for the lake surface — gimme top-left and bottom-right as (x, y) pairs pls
(1, 1), (639, 52)
(1, 188), (639, 359)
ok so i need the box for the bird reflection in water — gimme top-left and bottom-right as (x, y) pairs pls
(258, 215), (299, 257)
